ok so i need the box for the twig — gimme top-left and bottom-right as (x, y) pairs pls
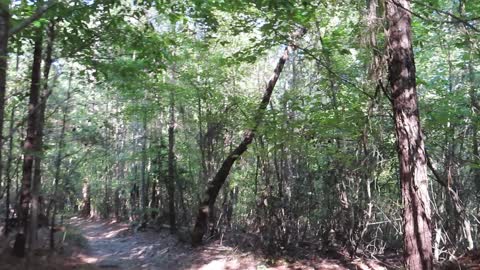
(388, 0), (480, 33)
(412, 0), (480, 32)
(298, 46), (374, 99)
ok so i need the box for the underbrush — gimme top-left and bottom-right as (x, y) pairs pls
(0, 224), (95, 270)
(61, 225), (89, 250)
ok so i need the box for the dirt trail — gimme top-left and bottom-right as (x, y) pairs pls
(70, 217), (268, 270)
(68, 217), (391, 270)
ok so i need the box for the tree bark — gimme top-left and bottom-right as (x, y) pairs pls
(141, 111), (148, 226)
(385, 1), (433, 269)
(0, 5), (9, 192)
(191, 28), (306, 245)
(30, 20), (54, 251)
(167, 88), (176, 233)
(81, 180), (91, 217)
(4, 105), (15, 236)
(15, 28), (43, 257)
(50, 76), (69, 250)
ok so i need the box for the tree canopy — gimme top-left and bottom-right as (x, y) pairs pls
(0, 0), (479, 269)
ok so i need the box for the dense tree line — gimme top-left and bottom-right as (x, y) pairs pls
(0, 1), (479, 269)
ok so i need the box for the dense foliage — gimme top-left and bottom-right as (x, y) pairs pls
(0, 0), (479, 267)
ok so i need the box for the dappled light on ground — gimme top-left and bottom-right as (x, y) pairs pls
(62, 217), (403, 270)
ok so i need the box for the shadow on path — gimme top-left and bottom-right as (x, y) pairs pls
(68, 217), (390, 270)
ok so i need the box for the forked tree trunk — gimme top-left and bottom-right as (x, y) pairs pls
(191, 28), (306, 245)
(385, 1), (433, 269)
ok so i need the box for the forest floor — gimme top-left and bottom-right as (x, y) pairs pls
(2, 216), (478, 269)
(0, 217), (408, 270)
(64, 217), (400, 270)
(1, 220), (479, 270)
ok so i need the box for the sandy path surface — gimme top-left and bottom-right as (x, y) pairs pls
(68, 217), (391, 270)
(69, 217), (262, 270)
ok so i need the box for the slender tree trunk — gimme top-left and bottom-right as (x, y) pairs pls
(15, 28), (43, 257)
(191, 29), (306, 245)
(114, 188), (121, 220)
(469, 49), (480, 193)
(50, 83), (69, 250)
(152, 136), (163, 219)
(129, 181), (138, 221)
(30, 20), (54, 251)
(197, 93), (208, 185)
(167, 89), (176, 233)
(0, 5), (10, 191)
(3, 48), (19, 236)
(141, 111), (148, 226)
(81, 180), (91, 217)
(385, 1), (433, 269)
(4, 105), (15, 235)
(150, 178), (158, 219)
(103, 170), (110, 218)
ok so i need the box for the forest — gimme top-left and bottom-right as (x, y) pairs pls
(0, 0), (479, 269)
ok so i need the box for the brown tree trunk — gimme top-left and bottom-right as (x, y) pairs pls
(140, 111), (148, 226)
(50, 81), (69, 250)
(30, 20), (54, 251)
(191, 28), (306, 246)
(15, 28), (43, 257)
(0, 6), (9, 191)
(469, 48), (480, 193)
(167, 89), (176, 233)
(385, 1), (433, 269)
(81, 180), (91, 217)
(4, 106), (15, 236)
(150, 179), (158, 219)
(114, 188), (121, 220)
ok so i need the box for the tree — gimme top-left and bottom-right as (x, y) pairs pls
(0, 6), (8, 191)
(0, 0), (56, 193)
(3, 1), (480, 267)
(191, 28), (306, 245)
(385, 1), (433, 269)
(15, 27), (44, 257)
(167, 86), (176, 233)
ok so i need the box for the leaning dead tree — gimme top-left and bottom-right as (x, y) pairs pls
(191, 28), (307, 246)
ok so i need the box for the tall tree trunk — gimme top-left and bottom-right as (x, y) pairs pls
(81, 180), (91, 217)
(167, 89), (176, 233)
(15, 28), (43, 257)
(30, 20), (54, 251)
(140, 110), (148, 226)
(50, 80), (69, 250)
(385, 1), (433, 269)
(150, 178), (158, 219)
(467, 26), (480, 194)
(4, 105), (15, 236)
(0, 5), (9, 191)
(191, 28), (306, 245)
(3, 48), (20, 236)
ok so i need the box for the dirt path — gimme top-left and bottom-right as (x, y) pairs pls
(68, 217), (394, 270)
(69, 217), (268, 270)
(70, 217), (193, 269)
